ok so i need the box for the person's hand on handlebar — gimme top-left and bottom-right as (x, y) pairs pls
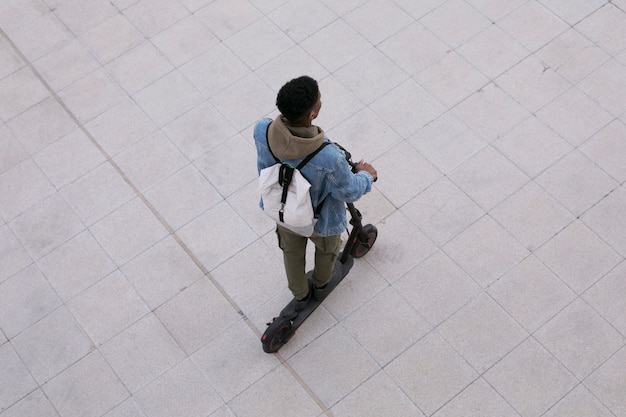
(356, 160), (378, 182)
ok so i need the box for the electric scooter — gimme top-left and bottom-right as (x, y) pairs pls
(261, 143), (378, 353)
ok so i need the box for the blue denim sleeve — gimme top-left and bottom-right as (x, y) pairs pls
(327, 152), (373, 203)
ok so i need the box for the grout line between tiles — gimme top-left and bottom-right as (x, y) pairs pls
(0, 28), (335, 416)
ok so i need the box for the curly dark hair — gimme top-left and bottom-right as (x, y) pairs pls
(276, 76), (319, 123)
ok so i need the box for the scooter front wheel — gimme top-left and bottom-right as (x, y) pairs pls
(351, 224), (377, 258)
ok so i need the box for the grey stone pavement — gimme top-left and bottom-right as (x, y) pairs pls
(1, 0), (626, 416)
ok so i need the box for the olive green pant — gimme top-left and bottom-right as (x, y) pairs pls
(275, 225), (343, 300)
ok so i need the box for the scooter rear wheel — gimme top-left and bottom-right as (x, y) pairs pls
(351, 224), (377, 258)
(261, 317), (294, 353)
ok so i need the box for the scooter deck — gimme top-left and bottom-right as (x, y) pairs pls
(261, 254), (354, 353)
(282, 254), (354, 325)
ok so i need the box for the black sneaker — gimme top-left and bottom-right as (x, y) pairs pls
(313, 283), (329, 301)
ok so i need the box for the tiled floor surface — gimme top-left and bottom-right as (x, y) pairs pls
(1, 0), (626, 416)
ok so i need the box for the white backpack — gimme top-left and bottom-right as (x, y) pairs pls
(259, 139), (329, 237)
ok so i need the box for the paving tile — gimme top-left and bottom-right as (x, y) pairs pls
(103, 397), (147, 417)
(194, 134), (258, 198)
(334, 49), (408, 105)
(0, 124), (28, 174)
(496, 54), (571, 113)
(105, 41), (174, 95)
(9, 194), (85, 261)
(410, 113), (485, 174)
(578, 59), (626, 117)
(536, 151), (617, 216)
(389, 0), (441, 19)
(575, 3), (626, 55)
(585, 346), (626, 417)
(401, 177), (484, 246)
(209, 74), (275, 130)
(329, 107), (402, 166)
(33, 129), (105, 189)
(12, 306), (93, 384)
(301, 19), (370, 73)
(378, 22), (449, 77)
(288, 325), (379, 407)
(33, 39), (101, 91)
(256, 45), (330, 92)
(226, 180), (276, 237)
(584, 261), (626, 336)
(43, 351), (128, 417)
(85, 98), (156, 157)
(0, 0), (49, 35)
(61, 162), (136, 227)
(371, 141), (441, 207)
(162, 101), (236, 161)
(343, 286), (431, 366)
(331, 370), (424, 417)
(484, 338), (577, 417)
(365, 210), (438, 283)
(155, 278), (241, 354)
(37, 230), (116, 301)
(582, 186), (626, 257)
(58, 69), (126, 123)
(453, 83), (530, 144)
(211, 239), (285, 315)
(0, 36), (25, 80)
(100, 314), (186, 393)
(123, 0), (189, 38)
(421, 0), (491, 49)
(194, 0), (263, 41)
(0, 67), (49, 122)
(0, 343), (38, 413)
(0, 224), (31, 283)
(0, 389), (59, 417)
(177, 201), (258, 272)
(68, 270), (149, 345)
(535, 298), (624, 379)
(456, 24), (530, 79)
(543, 384), (614, 417)
(192, 320), (279, 402)
(6, 96), (77, 156)
(536, 28), (611, 84)
(148, 15), (218, 67)
(395, 250), (481, 326)
(491, 181), (575, 251)
(494, 115), (572, 178)
(416, 51), (490, 108)
(228, 365), (322, 417)
(386, 332), (478, 416)
(145, 165), (221, 230)
(535, 220), (621, 294)
(343, 0), (413, 45)
(52, 0), (118, 36)
(498, 0), (569, 52)
(536, 86), (614, 146)
(464, 0), (526, 21)
(443, 215), (529, 287)
(268, 0), (337, 43)
(439, 293), (527, 372)
(0, 264), (61, 339)
(580, 120), (626, 183)
(134, 358), (223, 417)
(78, 14), (145, 64)
(132, 70), (204, 128)
(316, 75), (366, 130)
(6, 11), (73, 62)
(490, 255), (575, 332)
(89, 198), (169, 266)
(432, 377), (519, 417)
(448, 146), (529, 211)
(539, 0), (606, 25)
(114, 131), (188, 192)
(120, 236), (203, 310)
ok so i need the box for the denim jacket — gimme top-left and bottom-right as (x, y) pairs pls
(254, 117), (373, 236)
